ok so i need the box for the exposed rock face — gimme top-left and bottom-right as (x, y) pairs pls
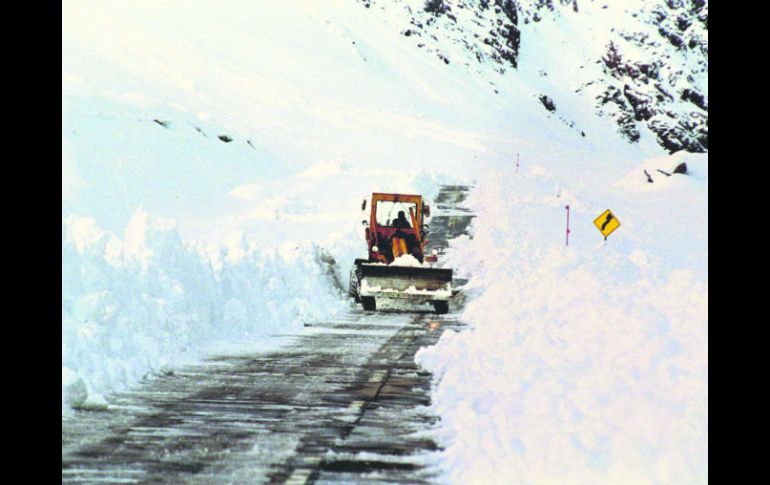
(355, 0), (707, 154)
(378, 0), (524, 74)
(589, 0), (708, 153)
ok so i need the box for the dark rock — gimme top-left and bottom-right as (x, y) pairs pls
(218, 135), (233, 143)
(424, 0), (450, 15)
(153, 119), (171, 128)
(496, 0), (517, 20)
(644, 169), (654, 183)
(676, 14), (692, 31)
(658, 26), (684, 49)
(617, 113), (640, 142)
(654, 83), (674, 102)
(673, 162), (688, 174)
(681, 88), (707, 111)
(602, 42), (623, 72)
(539, 95), (556, 112)
(491, 0), (520, 68)
(623, 85), (654, 121)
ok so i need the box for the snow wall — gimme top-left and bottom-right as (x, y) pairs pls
(62, 210), (350, 412)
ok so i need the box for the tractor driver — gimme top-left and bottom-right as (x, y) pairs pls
(392, 211), (411, 229)
(391, 210), (418, 258)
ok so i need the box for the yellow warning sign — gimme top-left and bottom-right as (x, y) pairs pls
(593, 209), (621, 239)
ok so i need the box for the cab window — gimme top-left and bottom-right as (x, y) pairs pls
(375, 201), (417, 227)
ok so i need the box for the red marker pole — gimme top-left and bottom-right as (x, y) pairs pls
(565, 205), (570, 246)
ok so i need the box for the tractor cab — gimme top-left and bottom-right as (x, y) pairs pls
(364, 193), (429, 264)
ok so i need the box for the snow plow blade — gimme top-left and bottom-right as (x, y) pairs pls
(359, 264), (452, 301)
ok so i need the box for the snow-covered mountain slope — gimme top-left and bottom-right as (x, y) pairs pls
(63, 1), (706, 481)
(354, 0), (707, 153)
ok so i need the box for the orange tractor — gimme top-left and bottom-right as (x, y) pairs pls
(348, 193), (452, 314)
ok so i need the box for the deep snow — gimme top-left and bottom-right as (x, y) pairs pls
(63, 0), (706, 482)
(417, 151), (707, 483)
(62, 209), (351, 410)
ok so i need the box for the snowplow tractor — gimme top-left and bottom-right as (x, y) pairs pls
(349, 193), (452, 314)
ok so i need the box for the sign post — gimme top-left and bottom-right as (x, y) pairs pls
(593, 209), (621, 240)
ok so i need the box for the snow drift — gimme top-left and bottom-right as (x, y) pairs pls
(417, 152), (707, 483)
(62, 210), (347, 411)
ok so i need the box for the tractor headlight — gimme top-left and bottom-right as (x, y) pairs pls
(372, 245), (379, 253)
(431, 248), (439, 256)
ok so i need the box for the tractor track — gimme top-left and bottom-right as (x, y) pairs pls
(62, 185), (473, 484)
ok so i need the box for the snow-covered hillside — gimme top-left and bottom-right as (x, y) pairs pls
(354, 0), (707, 153)
(63, 0), (706, 482)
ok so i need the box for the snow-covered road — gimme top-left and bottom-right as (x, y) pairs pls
(62, 186), (474, 484)
(62, 313), (464, 484)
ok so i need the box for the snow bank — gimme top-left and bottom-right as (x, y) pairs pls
(616, 151), (708, 191)
(62, 210), (346, 413)
(417, 155), (707, 483)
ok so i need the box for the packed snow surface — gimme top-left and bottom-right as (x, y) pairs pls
(63, 1), (706, 482)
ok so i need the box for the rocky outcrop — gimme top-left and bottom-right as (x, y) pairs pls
(588, 0), (708, 152)
(356, 0), (707, 154)
(384, 0), (523, 74)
